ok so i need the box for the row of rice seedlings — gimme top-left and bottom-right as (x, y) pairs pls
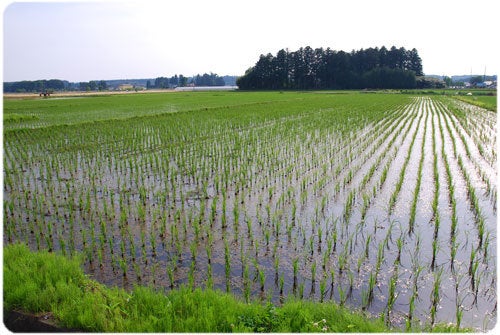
(406, 234), (423, 330)
(430, 268), (443, 327)
(353, 103), (420, 233)
(300, 103), (409, 212)
(385, 234), (402, 324)
(430, 110), (440, 271)
(441, 102), (496, 202)
(436, 101), (494, 311)
(352, 108), (418, 223)
(457, 155), (486, 249)
(338, 107), (409, 194)
(360, 98), (437, 322)
(449, 105), (496, 173)
(446, 99), (497, 168)
(437, 109), (459, 269)
(408, 107), (429, 233)
(296, 116), (389, 209)
(388, 106), (424, 214)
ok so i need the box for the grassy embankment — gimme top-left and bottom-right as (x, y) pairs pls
(3, 244), (465, 333)
(453, 95), (497, 112)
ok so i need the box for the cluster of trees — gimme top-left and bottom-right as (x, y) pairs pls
(192, 73), (225, 86)
(3, 79), (109, 93)
(237, 46), (424, 90)
(78, 80), (108, 91)
(4, 73), (232, 93)
(150, 75), (188, 89)
(149, 73), (225, 89)
(4, 79), (71, 93)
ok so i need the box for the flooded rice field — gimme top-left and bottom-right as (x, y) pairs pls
(3, 93), (496, 330)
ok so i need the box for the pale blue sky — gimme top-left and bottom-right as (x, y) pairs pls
(3, 0), (498, 82)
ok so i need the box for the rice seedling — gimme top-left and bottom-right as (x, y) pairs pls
(311, 261), (317, 284)
(224, 239), (231, 292)
(258, 267), (266, 292)
(364, 234), (371, 259)
(187, 260), (196, 290)
(118, 258), (128, 278)
(430, 268), (443, 326)
(206, 263), (213, 289)
(386, 266), (399, 322)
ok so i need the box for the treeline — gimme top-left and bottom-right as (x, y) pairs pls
(237, 46), (424, 90)
(78, 80), (108, 91)
(149, 73), (225, 89)
(4, 79), (71, 93)
(4, 79), (108, 92)
(5, 73), (231, 93)
(150, 75), (188, 89)
(192, 73), (225, 86)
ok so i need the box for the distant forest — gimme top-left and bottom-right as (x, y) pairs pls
(237, 46), (424, 90)
(3, 74), (236, 93)
(151, 73), (226, 89)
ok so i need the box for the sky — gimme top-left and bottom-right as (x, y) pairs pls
(2, 0), (499, 82)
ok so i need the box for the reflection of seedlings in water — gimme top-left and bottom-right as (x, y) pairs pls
(206, 263), (213, 289)
(338, 284), (347, 307)
(321, 248), (329, 271)
(375, 242), (384, 277)
(233, 203), (239, 242)
(308, 235), (314, 256)
(35, 227), (41, 250)
(119, 258), (127, 278)
(386, 253), (400, 324)
(407, 261), (423, 330)
(368, 270), (377, 302)
(133, 261), (141, 282)
(258, 267), (265, 292)
(311, 261), (317, 284)
(224, 239), (230, 292)
(338, 250), (347, 276)
(482, 231), (490, 262)
(383, 220), (394, 250)
(395, 235), (403, 264)
(298, 282), (305, 299)
(343, 190), (355, 222)
(430, 268), (442, 327)
(167, 258), (176, 288)
(292, 257), (299, 290)
(274, 253), (280, 282)
(364, 234), (372, 259)
(205, 243), (212, 265)
(245, 215), (253, 240)
(210, 196), (217, 226)
(57, 229), (66, 256)
(468, 247), (479, 291)
(319, 276), (326, 303)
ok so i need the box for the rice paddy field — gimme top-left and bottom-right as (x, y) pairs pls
(3, 91), (497, 330)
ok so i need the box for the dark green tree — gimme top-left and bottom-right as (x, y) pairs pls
(237, 45), (422, 90)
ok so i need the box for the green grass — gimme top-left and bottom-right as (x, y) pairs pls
(3, 243), (466, 332)
(454, 95), (497, 111)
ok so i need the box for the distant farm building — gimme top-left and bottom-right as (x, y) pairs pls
(118, 84), (134, 91)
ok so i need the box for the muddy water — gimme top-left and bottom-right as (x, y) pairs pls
(3, 96), (496, 331)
